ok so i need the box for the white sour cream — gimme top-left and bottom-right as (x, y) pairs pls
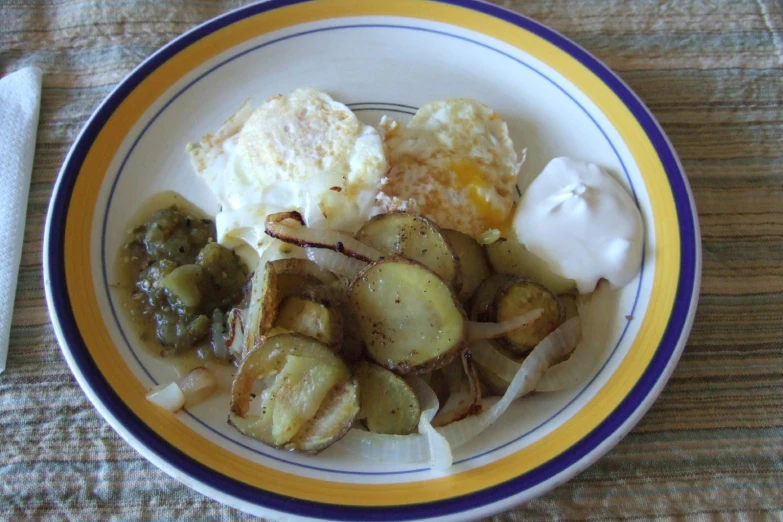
(512, 157), (643, 294)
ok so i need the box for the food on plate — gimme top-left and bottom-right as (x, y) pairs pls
(122, 88), (645, 468)
(512, 157), (644, 293)
(356, 212), (462, 290)
(186, 87), (387, 261)
(355, 361), (421, 435)
(378, 99), (521, 237)
(274, 286), (344, 351)
(495, 278), (564, 354)
(348, 256), (467, 374)
(229, 333), (357, 452)
(441, 228), (492, 303)
(146, 366), (219, 412)
(119, 204), (249, 354)
(484, 233), (576, 294)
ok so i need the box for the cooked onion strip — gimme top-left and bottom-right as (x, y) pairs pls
(265, 211), (383, 263)
(467, 309), (543, 341)
(146, 382), (185, 413)
(471, 340), (520, 383)
(537, 283), (612, 392)
(305, 247), (366, 279)
(179, 367), (218, 407)
(437, 317), (581, 449)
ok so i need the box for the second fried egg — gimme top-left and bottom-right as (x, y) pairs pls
(377, 98), (522, 237)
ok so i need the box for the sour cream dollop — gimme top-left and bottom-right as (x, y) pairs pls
(512, 157), (643, 294)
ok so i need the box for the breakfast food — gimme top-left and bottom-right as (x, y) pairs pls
(119, 88), (644, 469)
(378, 98), (521, 237)
(187, 87), (387, 258)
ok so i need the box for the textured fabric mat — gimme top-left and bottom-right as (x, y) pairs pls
(1, 0), (782, 520)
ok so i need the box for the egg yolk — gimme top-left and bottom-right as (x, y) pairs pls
(449, 160), (510, 230)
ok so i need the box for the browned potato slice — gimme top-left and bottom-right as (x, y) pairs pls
(229, 354), (345, 446)
(431, 351), (482, 427)
(442, 229), (491, 303)
(231, 333), (348, 417)
(496, 278), (564, 354)
(356, 361), (420, 435)
(349, 256), (467, 374)
(469, 274), (515, 322)
(230, 378), (359, 454)
(243, 259), (339, 358)
(268, 258), (339, 284)
(286, 378), (360, 454)
(356, 213), (462, 292)
(275, 286), (343, 352)
(485, 236), (576, 294)
(270, 258), (338, 296)
(475, 361), (510, 396)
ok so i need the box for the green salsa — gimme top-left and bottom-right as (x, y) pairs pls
(120, 203), (249, 355)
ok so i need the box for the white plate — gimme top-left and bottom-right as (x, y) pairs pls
(44, 1), (701, 520)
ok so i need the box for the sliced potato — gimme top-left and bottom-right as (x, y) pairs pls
(268, 257), (339, 285)
(356, 361), (421, 435)
(356, 213), (462, 292)
(286, 378), (360, 454)
(231, 334), (348, 417)
(275, 286), (343, 351)
(270, 258), (338, 297)
(431, 351), (482, 427)
(469, 274), (515, 322)
(485, 236), (576, 294)
(442, 229), (491, 303)
(496, 278), (564, 354)
(257, 260), (281, 342)
(229, 334), (351, 450)
(244, 259), (340, 358)
(349, 256), (467, 374)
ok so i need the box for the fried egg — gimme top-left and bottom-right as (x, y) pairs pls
(187, 88), (387, 258)
(377, 98), (521, 237)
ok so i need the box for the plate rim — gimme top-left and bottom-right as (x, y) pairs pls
(43, 0), (702, 520)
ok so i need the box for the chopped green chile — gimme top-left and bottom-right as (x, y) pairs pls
(121, 205), (250, 353)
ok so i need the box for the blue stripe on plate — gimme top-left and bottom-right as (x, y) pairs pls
(45, 0), (699, 519)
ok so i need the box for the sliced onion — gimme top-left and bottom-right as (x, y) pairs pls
(471, 340), (520, 383)
(468, 309), (543, 341)
(225, 308), (246, 359)
(305, 247), (367, 279)
(146, 381), (185, 413)
(179, 367), (218, 407)
(265, 211), (383, 263)
(338, 429), (429, 462)
(537, 282), (612, 392)
(437, 317), (581, 449)
(410, 376), (453, 471)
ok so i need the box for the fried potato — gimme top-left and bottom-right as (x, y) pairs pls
(349, 256), (467, 374)
(275, 286), (343, 352)
(485, 236), (576, 294)
(442, 228), (491, 303)
(356, 361), (420, 435)
(496, 278), (564, 354)
(356, 213), (461, 292)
